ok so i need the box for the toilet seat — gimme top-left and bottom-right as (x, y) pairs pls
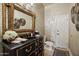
(44, 41), (54, 47)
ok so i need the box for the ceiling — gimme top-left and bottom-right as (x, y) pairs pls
(42, 3), (53, 6)
(41, 3), (73, 7)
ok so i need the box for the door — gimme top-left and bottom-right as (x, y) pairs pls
(53, 14), (69, 48)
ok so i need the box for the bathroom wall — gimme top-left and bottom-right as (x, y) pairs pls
(44, 4), (73, 48)
(32, 3), (45, 36)
(69, 4), (79, 56)
(0, 4), (2, 55)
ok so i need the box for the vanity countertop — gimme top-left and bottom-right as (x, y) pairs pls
(1, 37), (41, 50)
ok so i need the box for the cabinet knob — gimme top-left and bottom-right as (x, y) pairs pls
(35, 52), (37, 54)
(25, 46), (32, 52)
(39, 41), (42, 43)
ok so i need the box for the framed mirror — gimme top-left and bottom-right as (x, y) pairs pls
(13, 4), (35, 33)
(3, 3), (35, 34)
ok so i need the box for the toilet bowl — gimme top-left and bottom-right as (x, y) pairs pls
(44, 41), (55, 56)
(43, 35), (55, 56)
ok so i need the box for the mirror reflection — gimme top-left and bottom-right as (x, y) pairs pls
(14, 9), (32, 30)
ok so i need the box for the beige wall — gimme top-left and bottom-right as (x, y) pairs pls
(32, 3), (45, 36)
(69, 4), (79, 56)
(0, 4), (2, 55)
(0, 4), (2, 37)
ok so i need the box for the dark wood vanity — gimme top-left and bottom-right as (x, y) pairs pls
(2, 36), (44, 56)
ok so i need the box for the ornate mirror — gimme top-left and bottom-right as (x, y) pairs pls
(12, 4), (35, 33)
(3, 3), (35, 34)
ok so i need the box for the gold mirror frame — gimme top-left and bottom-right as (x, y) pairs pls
(2, 3), (35, 34)
(2, 3), (11, 35)
(2, 3), (6, 35)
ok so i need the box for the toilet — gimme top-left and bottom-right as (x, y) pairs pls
(43, 35), (72, 56)
(44, 35), (55, 56)
(44, 41), (55, 56)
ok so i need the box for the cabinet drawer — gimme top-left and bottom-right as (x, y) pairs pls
(17, 42), (35, 56)
(35, 49), (39, 56)
(35, 46), (44, 56)
(35, 39), (39, 48)
(29, 51), (35, 56)
(38, 46), (44, 56)
(39, 46), (43, 53)
(38, 52), (43, 56)
(39, 39), (43, 47)
(35, 37), (43, 47)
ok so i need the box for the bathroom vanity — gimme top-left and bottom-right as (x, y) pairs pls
(2, 3), (44, 56)
(2, 36), (44, 56)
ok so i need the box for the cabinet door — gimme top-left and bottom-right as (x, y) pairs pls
(17, 41), (35, 56)
(35, 39), (39, 48)
(38, 52), (43, 56)
(38, 46), (44, 56)
(39, 38), (43, 47)
(35, 49), (39, 56)
(29, 51), (35, 56)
